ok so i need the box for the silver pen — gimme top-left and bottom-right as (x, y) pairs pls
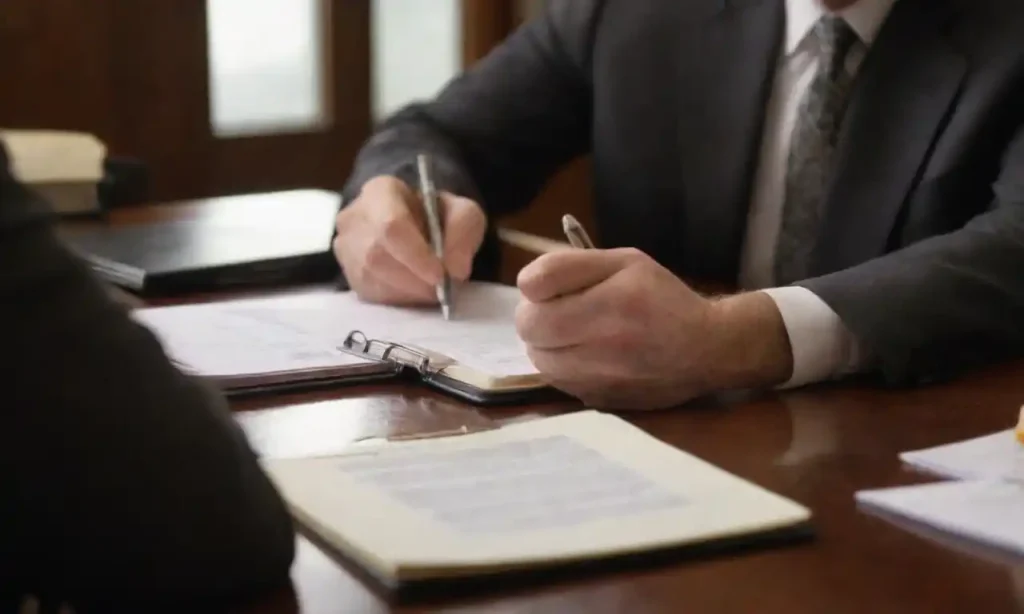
(562, 213), (596, 249)
(416, 154), (453, 320)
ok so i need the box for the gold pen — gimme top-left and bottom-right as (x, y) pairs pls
(416, 154), (453, 320)
(562, 213), (596, 249)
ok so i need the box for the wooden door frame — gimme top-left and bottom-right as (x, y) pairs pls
(461, 0), (517, 66)
(1, 0), (372, 203)
(111, 0), (373, 201)
(208, 0), (373, 198)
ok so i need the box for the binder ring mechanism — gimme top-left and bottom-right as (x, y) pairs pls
(342, 330), (436, 375)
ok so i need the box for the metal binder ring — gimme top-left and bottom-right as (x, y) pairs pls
(343, 330), (371, 353)
(342, 330), (433, 374)
(380, 345), (432, 373)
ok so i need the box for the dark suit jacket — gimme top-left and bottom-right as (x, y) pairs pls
(341, 0), (1024, 387)
(0, 144), (294, 610)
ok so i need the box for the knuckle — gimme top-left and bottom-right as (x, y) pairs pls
(522, 257), (555, 293)
(380, 215), (407, 242)
(615, 281), (649, 323)
(363, 240), (391, 272)
(335, 239), (359, 277)
(335, 205), (360, 233)
(362, 174), (407, 198)
(514, 300), (539, 338)
(617, 247), (648, 263)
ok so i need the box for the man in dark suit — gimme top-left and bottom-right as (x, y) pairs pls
(333, 0), (1024, 409)
(0, 142), (294, 610)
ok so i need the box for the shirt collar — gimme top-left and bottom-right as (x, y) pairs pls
(784, 0), (898, 55)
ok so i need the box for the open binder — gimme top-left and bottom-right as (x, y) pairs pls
(337, 330), (555, 405)
(133, 282), (558, 405)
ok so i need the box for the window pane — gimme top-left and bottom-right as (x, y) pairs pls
(371, 0), (461, 121)
(206, 0), (326, 137)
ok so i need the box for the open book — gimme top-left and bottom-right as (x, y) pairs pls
(133, 282), (550, 403)
(262, 410), (812, 589)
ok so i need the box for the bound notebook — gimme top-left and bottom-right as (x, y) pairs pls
(262, 410), (813, 591)
(133, 282), (551, 404)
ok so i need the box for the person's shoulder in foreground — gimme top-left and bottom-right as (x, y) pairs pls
(0, 144), (295, 611)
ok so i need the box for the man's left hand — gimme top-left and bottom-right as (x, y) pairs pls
(515, 248), (794, 409)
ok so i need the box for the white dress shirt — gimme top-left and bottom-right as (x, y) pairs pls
(739, 0), (897, 388)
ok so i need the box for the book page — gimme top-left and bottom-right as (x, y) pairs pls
(263, 410), (811, 578)
(334, 434), (687, 535)
(900, 430), (1024, 482)
(135, 304), (374, 378)
(856, 480), (1024, 556)
(248, 282), (537, 378)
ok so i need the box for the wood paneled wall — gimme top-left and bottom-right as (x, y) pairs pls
(0, 0), (372, 202)
(1, 0), (589, 232)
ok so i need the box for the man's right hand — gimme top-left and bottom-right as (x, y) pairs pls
(334, 175), (487, 305)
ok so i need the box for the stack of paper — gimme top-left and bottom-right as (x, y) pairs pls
(856, 480), (1024, 556)
(855, 425), (1024, 556)
(899, 430), (1024, 482)
(133, 282), (548, 402)
(133, 297), (392, 392)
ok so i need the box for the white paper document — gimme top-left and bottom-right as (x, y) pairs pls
(334, 434), (688, 535)
(234, 282), (536, 377)
(133, 282), (535, 380)
(134, 302), (372, 377)
(900, 430), (1024, 482)
(262, 410), (810, 582)
(856, 480), (1024, 556)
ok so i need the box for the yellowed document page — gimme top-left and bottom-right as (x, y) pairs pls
(263, 410), (811, 582)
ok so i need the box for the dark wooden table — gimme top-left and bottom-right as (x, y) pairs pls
(86, 197), (1024, 613)
(230, 366), (1024, 614)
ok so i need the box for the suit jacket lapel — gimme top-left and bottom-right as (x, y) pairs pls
(676, 0), (784, 282)
(810, 0), (966, 275)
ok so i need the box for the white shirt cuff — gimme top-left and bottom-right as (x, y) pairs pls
(759, 286), (865, 389)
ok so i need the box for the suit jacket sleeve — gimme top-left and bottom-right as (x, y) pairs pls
(800, 125), (1024, 386)
(0, 146), (295, 610)
(341, 0), (599, 217)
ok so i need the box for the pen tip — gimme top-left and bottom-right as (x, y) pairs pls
(441, 304), (452, 321)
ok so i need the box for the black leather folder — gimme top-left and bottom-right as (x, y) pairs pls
(60, 190), (340, 296)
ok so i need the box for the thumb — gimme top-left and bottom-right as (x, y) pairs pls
(441, 193), (486, 281)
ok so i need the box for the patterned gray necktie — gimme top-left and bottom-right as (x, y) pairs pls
(773, 16), (859, 285)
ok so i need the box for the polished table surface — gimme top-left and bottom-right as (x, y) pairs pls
(90, 197), (1024, 613)
(229, 368), (1024, 614)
